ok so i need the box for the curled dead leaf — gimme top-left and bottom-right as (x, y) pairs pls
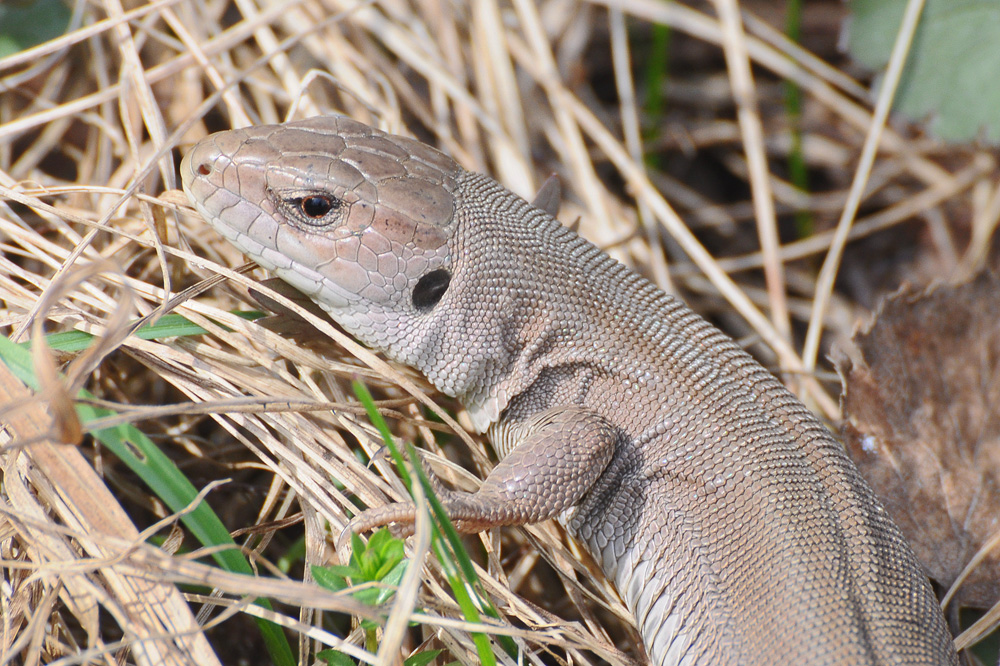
(837, 271), (1000, 609)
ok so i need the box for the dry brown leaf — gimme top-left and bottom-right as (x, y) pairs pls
(838, 271), (1000, 609)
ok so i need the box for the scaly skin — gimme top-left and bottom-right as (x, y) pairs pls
(181, 116), (957, 665)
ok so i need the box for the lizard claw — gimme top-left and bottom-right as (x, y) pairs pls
(366, 445), (393, 468)
(338, 502), (419, 553)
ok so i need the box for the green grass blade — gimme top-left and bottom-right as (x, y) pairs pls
(18, 312), (264, 353)
(352, 381), (517, 661)
(783, 0), (813, 237)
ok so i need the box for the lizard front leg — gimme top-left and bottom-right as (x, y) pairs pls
(349, 405), (617, 535)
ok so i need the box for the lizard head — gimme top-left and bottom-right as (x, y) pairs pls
(180, 116), (462, 357)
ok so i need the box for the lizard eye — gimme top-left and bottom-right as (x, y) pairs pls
(298, 195), (337, 219)
(274, 189), (347, 229)
(412, 269), (451, 311)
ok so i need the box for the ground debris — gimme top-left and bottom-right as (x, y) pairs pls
(838, 271), (1000, 608)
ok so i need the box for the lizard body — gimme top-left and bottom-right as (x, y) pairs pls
(181, 116), (957, 665)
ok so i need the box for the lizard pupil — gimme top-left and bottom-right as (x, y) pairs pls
(412, 269), (451, 311)
(300, 195), (335, 218)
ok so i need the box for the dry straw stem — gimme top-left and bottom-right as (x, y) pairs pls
(0, 0), (992, 664)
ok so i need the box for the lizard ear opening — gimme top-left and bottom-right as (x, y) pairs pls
(412, 268), (451, 312)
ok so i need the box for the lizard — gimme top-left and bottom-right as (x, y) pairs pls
(180, 115), (958, 665)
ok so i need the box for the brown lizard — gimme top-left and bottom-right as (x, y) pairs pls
(180, 115), (958, 665)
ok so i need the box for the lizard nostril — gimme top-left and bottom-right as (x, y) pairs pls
(196, 163), (211, 176)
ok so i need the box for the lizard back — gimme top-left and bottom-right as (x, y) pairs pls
(448, 170), (954, 664)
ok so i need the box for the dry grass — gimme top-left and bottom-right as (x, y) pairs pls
(0, 0), (996, 664)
